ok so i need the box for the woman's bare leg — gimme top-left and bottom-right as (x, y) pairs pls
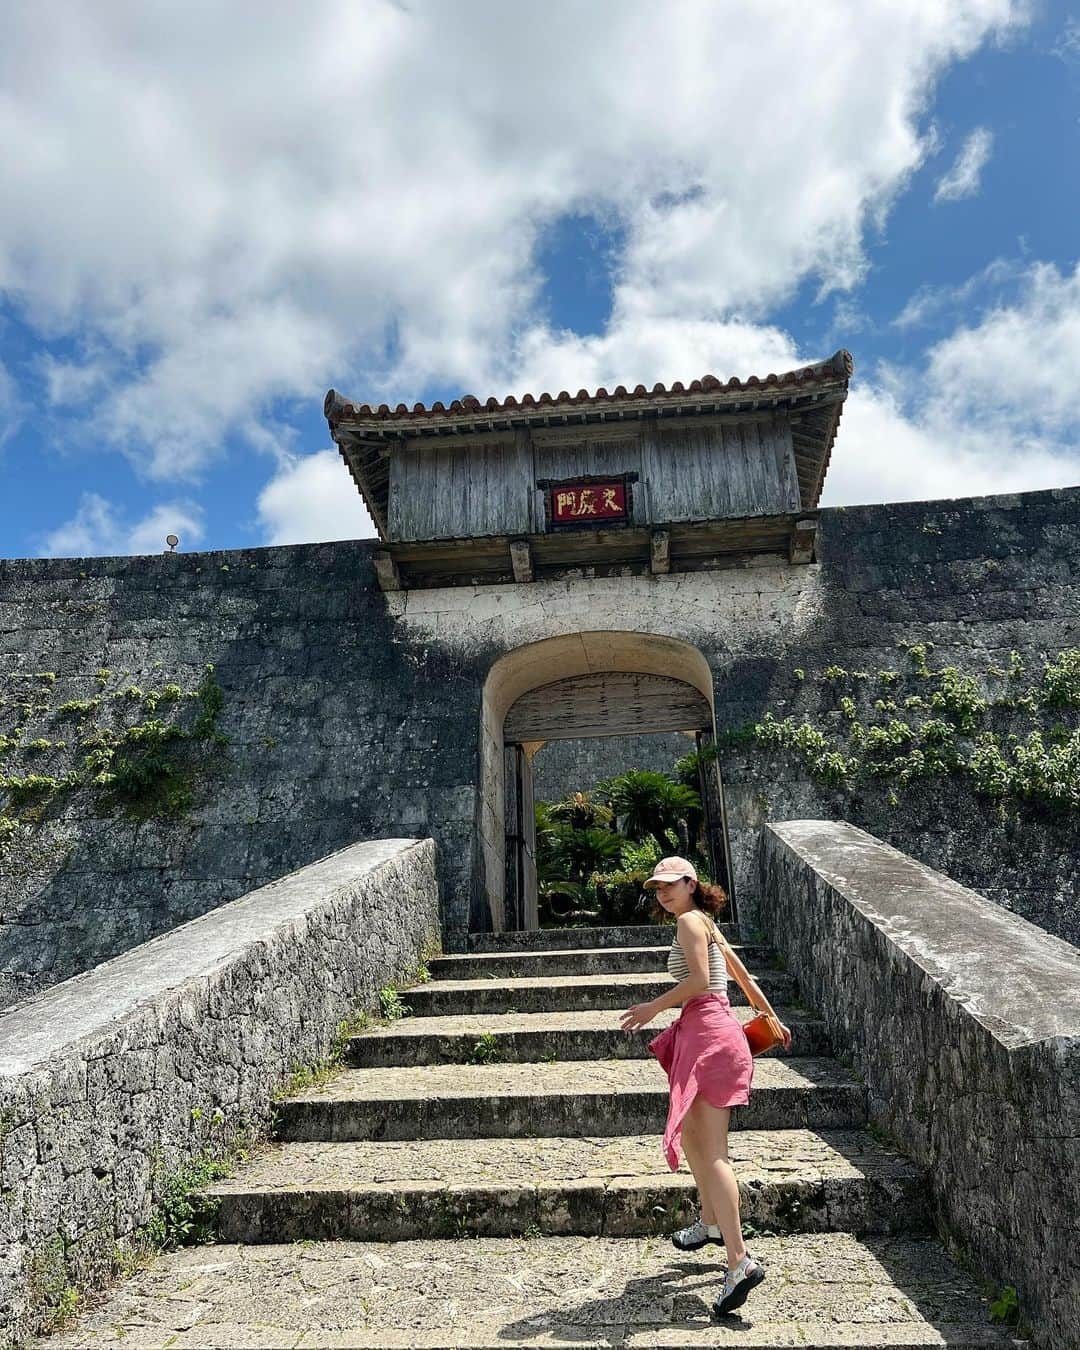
(678, 1113), (718, 1226)
(683, 1097), (746, 1267)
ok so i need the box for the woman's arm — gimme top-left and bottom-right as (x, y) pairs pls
(618, 912), (710, 1031)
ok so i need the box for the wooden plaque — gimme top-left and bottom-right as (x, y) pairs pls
(540, 474), (636, 531)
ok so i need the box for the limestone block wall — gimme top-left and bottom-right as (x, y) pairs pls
(1, 484), (1077, 999)
(723, 750), (1079, 941)
(713, 490), (1080, 940)
(0, 544), (484, 1004)
(757, 820), (1080, 1349)
(0, 837), (438, 1348)
(531, 732), (694, 804)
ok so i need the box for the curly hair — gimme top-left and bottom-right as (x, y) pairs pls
(690, 878), (729, 917)
(650, 875), (729, 923)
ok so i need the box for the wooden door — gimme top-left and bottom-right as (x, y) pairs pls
(504, 745), (538, 930)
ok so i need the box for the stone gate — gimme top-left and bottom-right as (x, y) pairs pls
(0, 353), (1078, 1004)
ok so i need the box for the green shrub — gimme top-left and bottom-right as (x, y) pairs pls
(988, 1284), (1019, 1326)
(469, 1032), (500, 1064)
(55, 697), (101, 717)
(378, 986), (406, 1021)
(929, 667), (985, 732)
(145, 1150), (241, 1249)
(1041, 650), (1080, 709)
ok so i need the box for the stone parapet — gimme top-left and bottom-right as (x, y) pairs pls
(0, 836), (438, 1349)
(758, 819), (1080, 1349)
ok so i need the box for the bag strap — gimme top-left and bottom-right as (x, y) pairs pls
(700, 912), (773, 1019)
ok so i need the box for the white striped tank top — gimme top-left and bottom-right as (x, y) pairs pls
(667, 917), (729, 992)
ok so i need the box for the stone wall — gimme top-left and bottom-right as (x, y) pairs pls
(723, 756), (1079, 942)
(392, 487), (1080, 944)
(714, 492), (1080, 941)
(0, 544), (483, 1003)
(1, 484), (1077, 997)
(756, 820), (1080, 1348)
(0, 837), (438, 1348)
(531, 732), (693, 804)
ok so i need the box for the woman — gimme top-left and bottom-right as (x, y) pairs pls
(618, 856), (791, 1318)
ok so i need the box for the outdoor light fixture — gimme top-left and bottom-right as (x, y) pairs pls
(165, 534), (179, 552)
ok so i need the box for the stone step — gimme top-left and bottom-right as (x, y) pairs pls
(428, 944), (772, 981)
(39, 1233), (1026, 1348)
(401, 970), (797, 1017)
(467, 922), (738, 952)
(208, 1128), (928, 1244)
(347, 1006), (829, 1067)
(274, 1057), (866, 1142)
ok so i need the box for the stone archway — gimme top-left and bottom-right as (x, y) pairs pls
(477, 632), (731, 934)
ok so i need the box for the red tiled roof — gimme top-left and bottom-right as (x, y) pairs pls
(324, 349), (853, 429)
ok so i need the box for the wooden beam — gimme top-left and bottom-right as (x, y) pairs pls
(789, 518), (817, 565)
(504, 672), (711, 742)
(509, 539), (534, 584)
(373, 551), (403, 592)
(650, 529), (671, 575)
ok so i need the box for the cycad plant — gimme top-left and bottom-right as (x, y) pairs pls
(548, 790), (614, 831)
(671, 746), (718, 855)
(557, 825), (622, 881)
(535, 763), (710, 927)
(535, 797), (623, 923)
(598, 769), (701, 852)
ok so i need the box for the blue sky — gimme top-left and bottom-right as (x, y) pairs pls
(1, 1), (1078, 559)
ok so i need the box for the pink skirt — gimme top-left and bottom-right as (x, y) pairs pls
(648, 991), (754, 1171)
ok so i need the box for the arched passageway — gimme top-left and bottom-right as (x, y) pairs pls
(477, 632), (733, 934)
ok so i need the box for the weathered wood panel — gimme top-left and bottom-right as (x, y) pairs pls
(771, 415), (803, 511)
(504, 672), (711, 742)
(388, 417), (800, 542)
(639, 423), (662, 522)
(533, 434), (645, 526)
(389, 515), (797, 586)
(388, 436), (532, 541)
(644, 419), (798, 523)
(750, 424), (772, 513)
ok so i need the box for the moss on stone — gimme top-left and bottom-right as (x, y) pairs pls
(0, 663), (229, 857)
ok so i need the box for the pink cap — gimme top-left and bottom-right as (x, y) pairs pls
(643, 856), (698, 889)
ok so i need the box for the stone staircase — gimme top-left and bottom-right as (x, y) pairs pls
(45, 924), (1027, 1348)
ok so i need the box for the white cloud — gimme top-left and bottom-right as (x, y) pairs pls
(824, 261), (1080, 504)
(1052, 17), (1080, 62)
(933, 126), (994, 203)
(892, 257), (1024, 328)
(42, 494), (205, 557)
(921, 262), (1080, 436)
(508, 314), (800, 404)
(0, 0), (1024, 487)
(0, 360), (21, 448)
(823, 385), (1076, 506)
(39, 352), (112, 408)
(257, 450), (375, 545)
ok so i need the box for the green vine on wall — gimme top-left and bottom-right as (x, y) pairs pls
(718, 646), (1080, 815)
(0, 664), (229, 851)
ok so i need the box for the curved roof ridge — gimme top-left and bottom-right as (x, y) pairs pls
(324, 349), (853, 426)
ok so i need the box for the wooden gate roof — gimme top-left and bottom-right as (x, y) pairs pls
(325, 349), (852, 541)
